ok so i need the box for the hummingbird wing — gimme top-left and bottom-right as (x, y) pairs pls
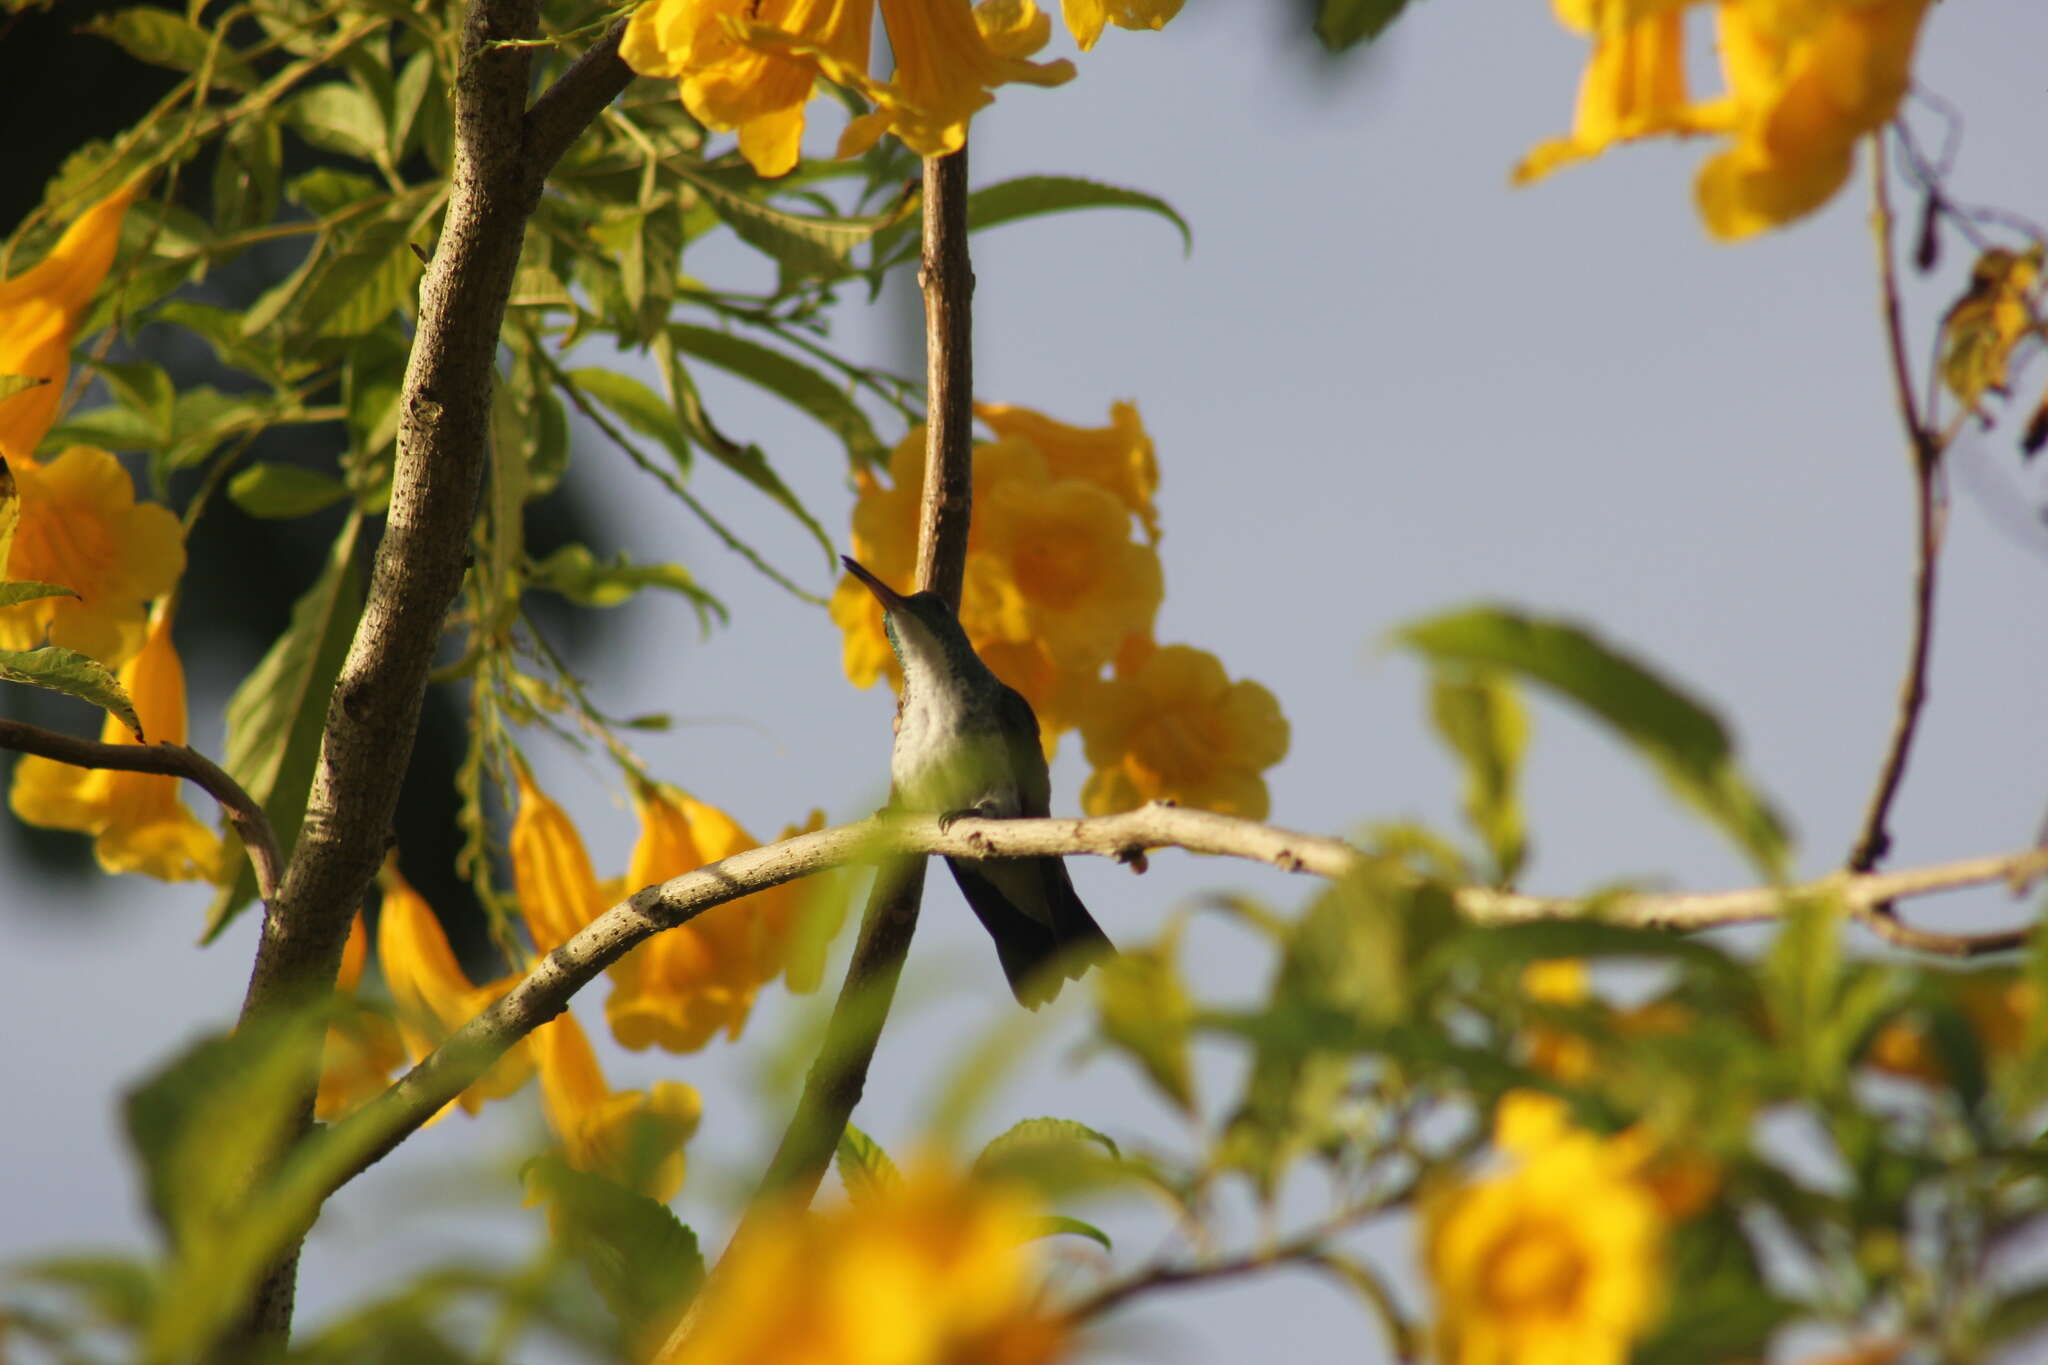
(995, 683), (1052, 819)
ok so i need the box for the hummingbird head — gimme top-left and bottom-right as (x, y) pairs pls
(841, 554), (977, 683)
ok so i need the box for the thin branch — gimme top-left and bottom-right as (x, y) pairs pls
(1848, 138), (1950, 877)
(522, 17), (634, 177)
(0, 719), (281, 900)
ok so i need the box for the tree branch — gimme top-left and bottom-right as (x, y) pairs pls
(522, 17), (634, 174)
(0, 719), (281, 900)
(293, 808), (2048, 1214)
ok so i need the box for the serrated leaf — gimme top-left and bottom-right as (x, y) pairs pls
(0, 646), (140, 737)
(287, 167), (381, 217)
(1034, 1215), (1112, 1251)
(0, 580), (80, 607)
(669, 323), (886, 467)
(674, 163), (906, 279)
(227, 463), (350, 519)
(202, 517), (363, 941)
(287, 82), (387, 164)
(977, 1117), (1121, 1168)
(835, 1123), (902, 1206)
(1429, 671), (1528, 884)
(88, 8), (253, 85)
(1396, 607), (1789, 878)
(525, 1156), (705, 1336)
(1315, 0), (1419, 50)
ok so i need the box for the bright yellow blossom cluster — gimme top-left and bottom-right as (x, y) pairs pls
(654, 1160), (1066, 1365)
(830, 404), (1289, 820)
(621, 0), (1183, 178)
(1518, 0), (1936, 239)
(1424, 1091), (1682, 1365)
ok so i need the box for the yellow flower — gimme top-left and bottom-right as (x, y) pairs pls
(0, 447), (184, 667)
(654, 1160), (1066, 1365)
(606, 782), (826, 1052)
(622, 0), (875, 179)
(1518, 0), (1935, 239)
(0, 186), (134, 462)
(376, 859), (533, 1117)
(976, 400), (1159, 543)
(1425, 1092), (1668, 1365)
(1060, 0), (1182, 51)
(509, 754), (609, 956)
(1940, 248), (2042, 411)
(316, 912), (407, 1122)
(11, 603), (222, 881)
(529, 1008), (701, 1201)
(1521, 959), (1597, 1084)
(1078, 642), (1288, 820)
(837, 0), (1076, 163)
(1866, 972), (2039, 1086)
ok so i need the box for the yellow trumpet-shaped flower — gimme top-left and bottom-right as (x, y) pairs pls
(653, 1160), (1067, 1365)
(509, 755), (609, 956)
(1060, 0), (1182, 51)
(1078, 642), (1288, 821)
(316, 912), (407, 1122)
(529, 1009), (701, 1201)
(976, 400), (1159, 543)
(0, 186), (134, 463)
(376, 859), (533, 1118)
(837, 0), (1076, 163)
(605, 779), (822, 1053)
(1514, 5), (1697, 185)
(0, 447), (184, 667)
(11, 603), (222, 882)
(1425, 1092), (1669, 1365)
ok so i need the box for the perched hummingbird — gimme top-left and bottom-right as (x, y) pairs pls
(841, 555), (1113, 1007)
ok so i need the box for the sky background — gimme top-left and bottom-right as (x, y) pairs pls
(6, 3), (2048, 1361)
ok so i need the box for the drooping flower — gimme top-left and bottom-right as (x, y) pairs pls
(0, 185), (135, 462)
(1059, 0), (1183, 51)
(529, 1008), (701, 1201)
(316, 912), (407, 1122)
(1517, 0), (1937, 239)
(0, 446), (184, 667)
(10, 603), (222, 882)
(1079, 641), (1288, 820)
(606, 779), (823, 1053)
(376, 858), (533, 1117)
(509, 754), (609, 956)
(652, 1160), (1067, 1365)
(1939, 248), (2043, 412)
(1425, 1091), (1669, 1365)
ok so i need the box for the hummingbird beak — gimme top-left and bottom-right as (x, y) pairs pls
(841, 554), (911, 613)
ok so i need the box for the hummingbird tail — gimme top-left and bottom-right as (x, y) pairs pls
(946, 855), (1113, 1009)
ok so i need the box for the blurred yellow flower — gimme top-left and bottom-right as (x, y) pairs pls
(510, 754), (609, 956)
(607, 780), (824, 1053)
(10, 604), (222, 882)
(622, 0), (875, 179)
(0, 446), (184, 667)
(837, 0), (1076, 163)
(1940, 248), (2042, 411)
(1866, 972), (2039, 1086)
(376, 859), (533, 1118)
(977, 400), (1159, 542)
(654, 1160), (1067, 1365)
(316, 912), (407, 1122)
(1518, 0), (1935, 239)
(1079, 642), (1287, 820)
(1060, 0), (1182, 51)
(0, 185), (134, 462)
(1426, 1090), (1668, 1365)
(530, 1009), (701, 1201)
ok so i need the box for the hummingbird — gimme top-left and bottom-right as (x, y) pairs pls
(841, 555), (1113, 1007)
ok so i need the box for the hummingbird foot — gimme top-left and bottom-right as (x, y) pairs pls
(937, 800), (1002, 841)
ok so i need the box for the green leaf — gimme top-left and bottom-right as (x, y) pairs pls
(286, 82), (387, 164)
(664, 355), (835, 569)
(674, 164), (907, 280)
(228, 463), (350, 519)
(201, 517), (363, 942)
(566, 367), (693, 473)
(9, 1255), (159, 1331)
(974, 1118), (1124, 1192)
(1429, 671), (1529, 884)
(977, 1117), (1121, 1167)
(287, 167), (381, 218)
(835, 1124), (902, 1206)
(87, 8), (253, 85)
(669, 323), (886, 467)
(1315, 0), (1419, 50)
(0, 580), (79, 608)
(1095, 929), (1197, 1114)
(1034, 1215), (1112, 1251)
(0, 646), (140, 737)
(1395, 607), (1790, 878)
(524, 1158), (704, 1338)
(45, 403), (161, 453)
(965, 176), (1191, 255)
(0, 372), (47, 402)
(527, 544), (727, 626)
(92, 359), (176, 442)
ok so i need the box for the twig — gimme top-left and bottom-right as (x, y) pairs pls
(725, 146), (981, 1245)
(0, 719), (281, 900)
(1848, 139), (1949, 877)
(522, 17), (635, 178)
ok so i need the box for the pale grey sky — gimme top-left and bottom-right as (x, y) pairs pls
(5, 4), (2047, 1361)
